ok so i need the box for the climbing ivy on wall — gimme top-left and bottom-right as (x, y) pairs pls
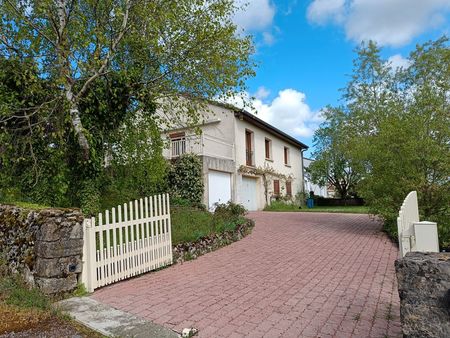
(167, 154), (204, 204)
(238, 165), (295, 203)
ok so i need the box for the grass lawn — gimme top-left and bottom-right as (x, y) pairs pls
(0, 201), (50, 210)
(170, 205), (246, 245)
(0, 274), (105, 337)
(264, 201), (369, 214)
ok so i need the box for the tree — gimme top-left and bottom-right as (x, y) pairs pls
(313, 37), (450, 247)
(308, 107), (362, 198)
(0, 0), (253, 158)
(0, 57), (166, 209)
(355, 38), (450, 243)
(0, 0), (254, 209)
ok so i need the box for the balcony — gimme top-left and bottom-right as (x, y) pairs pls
(165, 134), (234, 161)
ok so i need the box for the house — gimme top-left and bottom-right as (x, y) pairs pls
(303, 157), (329, 197)
(162, 102), (308, 210)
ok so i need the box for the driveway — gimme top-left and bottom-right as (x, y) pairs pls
(92, 212), (402, 338)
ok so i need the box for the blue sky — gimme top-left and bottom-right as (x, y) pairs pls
(231, 0), (450, 157)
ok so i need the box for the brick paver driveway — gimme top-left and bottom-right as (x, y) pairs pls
(92, 212), (402, 337)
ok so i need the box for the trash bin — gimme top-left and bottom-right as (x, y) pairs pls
(307, 198), (314, 208)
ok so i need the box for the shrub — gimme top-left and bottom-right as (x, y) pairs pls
(170, 203), (247, 245)
(213, 201), (246, 219)
(167, 154), (204, 204)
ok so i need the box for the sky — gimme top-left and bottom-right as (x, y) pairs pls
(230, 0), (450, 157)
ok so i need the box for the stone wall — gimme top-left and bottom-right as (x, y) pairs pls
(395, 252), (450, 338)
(0, 205), (84, 294)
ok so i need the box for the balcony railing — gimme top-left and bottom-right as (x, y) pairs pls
(171, 138), (187, 157)
(167, 134), (234, 160)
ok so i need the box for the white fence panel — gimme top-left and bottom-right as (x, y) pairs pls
(397, 191), (439, 257)
(82, 194), (172, 292)
(397, 191), (419, 257)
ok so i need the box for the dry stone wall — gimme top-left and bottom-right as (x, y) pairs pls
(0, 205), (84, 294)
(395, 252), (450, 338)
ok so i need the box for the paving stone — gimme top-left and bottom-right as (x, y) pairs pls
(92, 212), (401, 337)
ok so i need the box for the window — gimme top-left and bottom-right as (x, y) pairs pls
(265, 138), (272, 160)
(273, 179), (280, 196)
(286, 181), (292, 196)
(245, 129), (254, 166)
(170, 132), (186, 157)
(284, 147), (290, 166)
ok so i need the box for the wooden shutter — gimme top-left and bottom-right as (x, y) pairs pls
(284, 147), (288, 165)
(265, 139), (270, 159)
(273, 180), (280, 196)
(246, 130), (253, 166)
(286, 181), (292, 196)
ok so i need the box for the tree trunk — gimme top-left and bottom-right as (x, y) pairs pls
(70, 105), (90, 160)
(66, 89), (90, 160)
(56, 0), (90, 160)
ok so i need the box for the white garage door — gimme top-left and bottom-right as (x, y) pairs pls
(208, 170), (231, 210)
(241, 177), (257, 211)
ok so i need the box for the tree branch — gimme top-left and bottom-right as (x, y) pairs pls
(5, 0), (57, 49)
(75, 0), (132, 100)
(0, 33), (22, 56)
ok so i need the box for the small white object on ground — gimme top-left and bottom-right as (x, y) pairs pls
(181, 327), (198, 337)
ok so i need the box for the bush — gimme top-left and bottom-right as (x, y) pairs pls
(167, 154), (204, 204)
(171, 201), (247, 245)
(264, 200), (299, 211)
(213, 201), (246, 219)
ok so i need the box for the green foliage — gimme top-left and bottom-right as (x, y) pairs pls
(0, 58), (168, 213)
(79, 180), (101, 216)
(171, 202), (247, 245)
(0, 0), (254, 212)
(264, 201), (369, 214)
(97, 116), (169, 212)
(72, 283), (88, 297)
(0, 58), (70, 207)
(313, 36), (450, 247)
(171, 206), (214, 244)
(308, 107), (362, 198)
(0, 0), (254, 158)
(264, 200), (300, 211)
(213, 201), (246, 219)
(167, 154), (204, 204)
(0, 276), (51, 310)
(0, 201), (49, 211)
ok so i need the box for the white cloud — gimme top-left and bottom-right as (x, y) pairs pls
(224, 89), (324, 138)
(233, 0), (276, 32)
(387, 54), (411, 70)
(254, 86), (271, 100)
(307, 0), (346, 24)
(307, 0), (450, 47)
(262, 31), (276, 45)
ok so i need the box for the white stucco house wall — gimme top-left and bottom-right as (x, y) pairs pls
(161, 102), (309, 211)
(303, 157), (328, 197)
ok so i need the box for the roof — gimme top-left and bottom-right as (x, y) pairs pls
(233, 109), (309, 150)
(176, 97), (309, 150)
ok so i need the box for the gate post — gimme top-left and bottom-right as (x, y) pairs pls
(81, 218), (96, 293)
(414, 221), (439, 253)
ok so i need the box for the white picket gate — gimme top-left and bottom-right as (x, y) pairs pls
(397, 191), (439, 257)
(81, 194), (173, 292)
